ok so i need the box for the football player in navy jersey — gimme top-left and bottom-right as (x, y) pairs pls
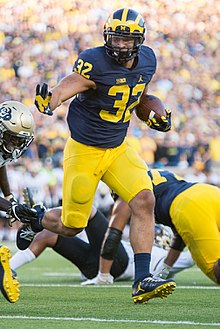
(31, 8), (174, 303)
(87, 169), (220, 286)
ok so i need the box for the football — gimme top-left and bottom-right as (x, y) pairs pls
(135, 94), (166, 122)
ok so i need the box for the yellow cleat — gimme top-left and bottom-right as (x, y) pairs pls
(0, 245), (20, 303)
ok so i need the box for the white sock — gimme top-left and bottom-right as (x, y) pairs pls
(98, 272), (110, 280)
(10, 248), (36, 271)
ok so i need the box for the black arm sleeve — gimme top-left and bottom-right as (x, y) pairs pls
(0, 196), (11, 212)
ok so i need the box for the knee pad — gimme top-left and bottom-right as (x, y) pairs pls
(62, 209), (87, 230)
(71, 175), (94, 204)
(101, 227), (122, 260)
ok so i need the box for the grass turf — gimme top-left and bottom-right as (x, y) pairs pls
(0, 244), (219, 329)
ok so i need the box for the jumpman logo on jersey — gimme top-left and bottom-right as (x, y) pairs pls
(138, 75), (143, 82)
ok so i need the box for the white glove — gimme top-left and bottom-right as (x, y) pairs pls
(152, 258), (172, 279)
(81, 272), (114, 286)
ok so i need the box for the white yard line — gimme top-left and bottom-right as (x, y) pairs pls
(43, 272), (80, 277)
(20, 283), (220, 289)
(0, 315), (219, 326)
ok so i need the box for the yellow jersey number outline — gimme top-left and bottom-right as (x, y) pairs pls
(74, 58), (93, 79)
(100, 84), (145, 123)
(150, 169), (183, 186)
(74, 58), (145, 123)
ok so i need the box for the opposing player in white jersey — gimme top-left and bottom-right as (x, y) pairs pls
(0, 100), (38, 303)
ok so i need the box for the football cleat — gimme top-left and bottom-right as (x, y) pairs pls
(16, 223), (37, 250)
(0, 245), (20, 303)
(23, 187), (35, 208)
(132, 275), (176, 304)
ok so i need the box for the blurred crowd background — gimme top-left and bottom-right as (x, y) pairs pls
(0, 0), (220, 239)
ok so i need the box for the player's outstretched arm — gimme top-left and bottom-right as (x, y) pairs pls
(153, 232), (185, 279)
(35, 72), (96, 115)
(0, 196), (11, 212)
(0, 166), (12, 199)
(153, 248), (180, 279)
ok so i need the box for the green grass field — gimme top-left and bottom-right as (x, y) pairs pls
(0, 243), (219, 329)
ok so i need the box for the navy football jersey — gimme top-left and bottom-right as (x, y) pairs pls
(148, 169), (196, 227)
(67, 45), (156, 148)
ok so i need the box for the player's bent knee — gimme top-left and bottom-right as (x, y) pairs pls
(62, 227), (83, 237)
(62, 210), (88, 230)
(101, 227), (122, 260)
(139, 189), (155, 207)
(130, 189), (155, 212)
(44, 208), (61, 222)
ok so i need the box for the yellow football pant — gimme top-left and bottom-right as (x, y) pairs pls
(170, 183), (220, 282)
(62, 137), (152, 229)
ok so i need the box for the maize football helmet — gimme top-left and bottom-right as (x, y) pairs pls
(0, 101), (34, 166)
(104, 8), (145, 64)
(154, 224), (173, 250)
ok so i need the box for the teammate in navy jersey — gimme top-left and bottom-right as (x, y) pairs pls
(31, 8), (174, 303)
(149, 169), (220, 283)
(89, 169), (220, 285)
